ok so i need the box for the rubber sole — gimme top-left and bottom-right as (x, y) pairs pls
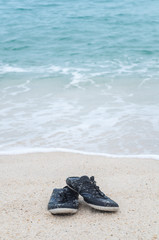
(85, 202), (119, 212)
(49, 208), (78, 214)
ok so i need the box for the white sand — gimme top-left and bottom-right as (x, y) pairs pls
(0, 152), (159, 240)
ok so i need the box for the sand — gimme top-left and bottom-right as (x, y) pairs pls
(0, 152), (159, 240)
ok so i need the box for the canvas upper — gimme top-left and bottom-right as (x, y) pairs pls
(66, 176), (119, 208)
(48, 186), (79, 211)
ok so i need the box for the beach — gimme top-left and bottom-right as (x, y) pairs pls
(1, 0), (159, 239)
(0, 152), (159, 240)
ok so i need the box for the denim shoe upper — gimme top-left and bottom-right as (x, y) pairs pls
(48, 186), (79, 210)
(66, 176), (119, 208)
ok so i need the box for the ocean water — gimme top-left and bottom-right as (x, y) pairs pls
(0, 0), (159, 157)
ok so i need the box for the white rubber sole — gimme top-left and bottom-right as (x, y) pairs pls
(86, 202), (119, 212)
(49, 208), (77, 214)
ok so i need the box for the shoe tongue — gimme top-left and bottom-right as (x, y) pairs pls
(80, 175), (90, 182)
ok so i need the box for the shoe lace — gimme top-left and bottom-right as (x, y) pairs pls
(59, 189), (76, 202)
(89, 176), (105, 197)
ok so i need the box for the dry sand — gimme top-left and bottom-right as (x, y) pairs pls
(0, 152), (159, 240)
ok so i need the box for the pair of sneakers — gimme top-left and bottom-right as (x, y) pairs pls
(48, 175), (119, 214)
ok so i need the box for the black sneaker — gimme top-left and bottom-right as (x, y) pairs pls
(48, 186), (79, 214)
(66, 176), (119, 211)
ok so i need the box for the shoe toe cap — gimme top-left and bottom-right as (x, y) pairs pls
(106, 199), (119, 208)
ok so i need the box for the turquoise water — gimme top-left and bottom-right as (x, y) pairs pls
(0, 0), (159, 156)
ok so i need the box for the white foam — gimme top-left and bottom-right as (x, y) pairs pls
(0, 64), (27, 73)
(1, 60), (159, 159)
(0, 147), (159, 160)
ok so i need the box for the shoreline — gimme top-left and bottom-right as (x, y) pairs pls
(0, 147), (159, 160)
(0, 152), (159, 239)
